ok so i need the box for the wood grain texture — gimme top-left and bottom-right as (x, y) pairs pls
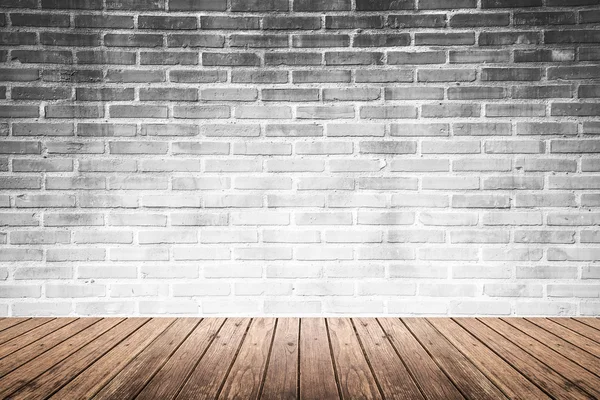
(0, 317), (598, 400)
(176, 318), (251, 400)
(8, 318), (149, 400)
(327, 318), (382, 400)
(0, 318), (119, 398)
(503, 318), (600, 374)
(0, 318), (75, 360)
(527, 318), (600, 358)
(574, 318), (600, 331)
(0, 318), (53, 345)
(455, 318), (592, 400)
(481, 318), (600, 399)
(429, 318), (550, 400)
(50, 318), (174, 400)
(218, 318), (276, 399)
(261, 318), (299, 400)
(550, 318), (600, 343)
(93, 318), (199, 400)
(136, 318), (223, 400)
(403, 318), (508, 400)
(378, 318), (464, 400)
(353, 318), (424, 400)
(0, 318), (29, 333)
(299, 318), (340, 400)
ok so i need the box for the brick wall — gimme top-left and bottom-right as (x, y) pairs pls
(0, 0), (599, 316)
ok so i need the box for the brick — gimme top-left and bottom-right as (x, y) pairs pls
(325, 52), (383, 65)
(202, 53), (260, 66)
(105, 34), (163, 48)
(169, 70), (226, 83)
(551, 103), (600, 116)
(75, 14), (134, 28)
(415, 33), (475, 46)
(263, 17), (320, 30)
(265, 52), (322, 66)
(450, 50), (510, 63)
(262, 89), (318, 102)
(326, 16), (383, 29)
(11, 13), (69, 27)
(450, 13), (509, 27)
(479, 32), (540, 46)
(486, 104), (545, 117)
(389, 14), (445, 28)
(515, 12), (575, 25)
(448, 87), (505, 100)
(419, 0), (475, 8)
(482, 0), (541, 7)
(0, 68), (39, 81)
(482, 68), (541, 81)
(42, 0), (102, 8)
(77, 88), (134, 101)
(232, 70), (287, 84)
(361, 106), (416, 119)
(294, 0), (351, 11)
(230, 35), (288, 48)
(173, 106), (230, 119)
(109, 105), (167, 118)
(293, 35), (350, 48)
(167, 34), (224, 48)
(12, 87), (71, 101)
(140, 52), (198, 65)
(201, 16), (259, 29)
(354, 34), (410, 47)
(356, 0), (414, 10)
(545, 30), (600, 44)
(548, 66), (600, 80)
(106, 0), (165, 9)
(385, 87), (444, 100)
(41, 32), (99, 47)
(422, 103), (480, 118)
(139, 16), (197, 30)
(297, 106), (354, 119)
(170, 0), (226, 11)
(512, 85), (572, 99)
(388, 51), (445, 64)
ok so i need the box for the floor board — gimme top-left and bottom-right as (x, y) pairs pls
(0, 317), (598, 400)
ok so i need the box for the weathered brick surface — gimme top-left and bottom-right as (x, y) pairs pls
(0, 0), (598, 317)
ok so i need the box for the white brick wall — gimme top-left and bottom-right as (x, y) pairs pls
(0, 0), (599, 316)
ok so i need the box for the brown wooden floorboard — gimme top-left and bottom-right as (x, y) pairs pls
(574, 317), (600, 331)
(0, 318), (53, 345)
(454, 318), (593, 400)
(502, 318), (600, 375)
(549, 317), (600, 343)
(51, 318), (175, 400)
(0, 318), (75, 360)
(261, 317), (299, 400)
(0, 317), (599, 400)
(136, 318), (222, 400)
(428, 318), (550, 400)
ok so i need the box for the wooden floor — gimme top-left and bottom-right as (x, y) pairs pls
(0, 318), (599, 399)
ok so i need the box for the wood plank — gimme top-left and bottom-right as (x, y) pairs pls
(378, 318), (464, 400)
(480, 318), (600, 398)
(428, 318), (550, 400)
(353, 318), (424, 400)
(573, 318), (600, 333)
(527, 318), (600, 358)
(50, 318), (174, 400)
(299, 318), (340, 400)
(0, 318), (121, 399)
(327, 318), (382, 400)
(503, 318), (600, 375)
(8, 318), (150, 400)
(0, 318), (97, 377)
(403, 318), (508, 400)
(0, 318), (75, 360)
(218, 318), (276, 399)
(549, 318), (600, 343)
(176, 318), (251, 400)
(261, 318), (299, 400)
(0, 318), (54, 345)
(454, 318), (591, 400)
(93, 318), (200, 400)
(136, 318), (224, 400)
(0, 318), (29, 332)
